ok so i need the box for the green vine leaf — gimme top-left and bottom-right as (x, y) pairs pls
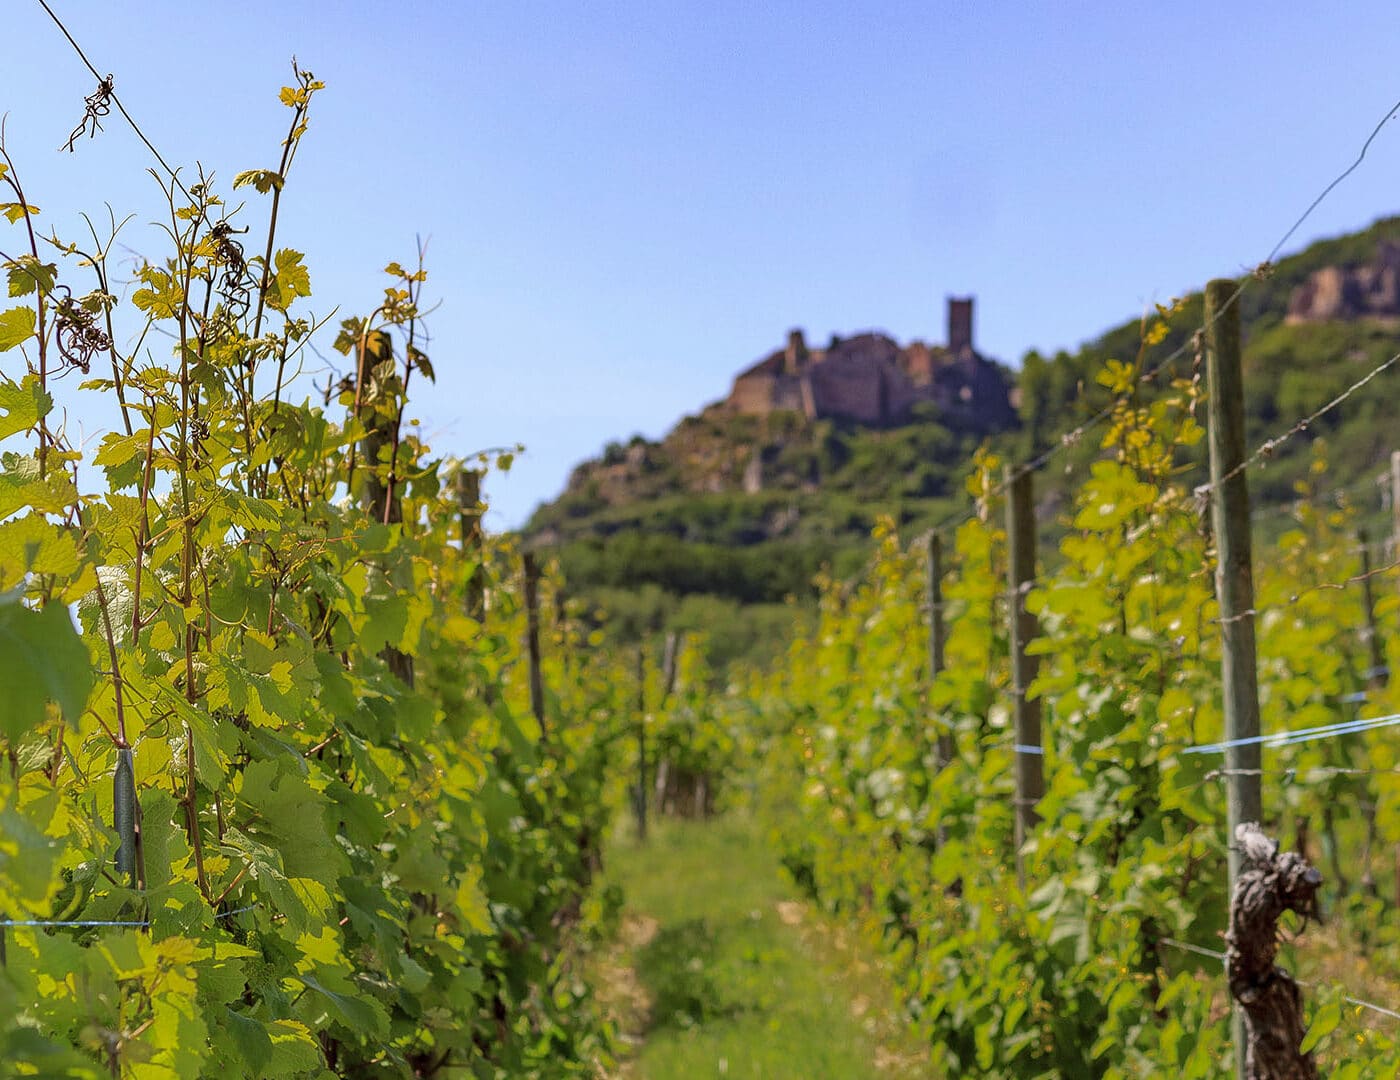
(0, 375), (51, 441)
(1299, 994), (1343, 1054)
(0, 592), (92, 735)
(0, 306), (36, 350)
(6, 257), (56, 298)
(232, 169), (285, 194)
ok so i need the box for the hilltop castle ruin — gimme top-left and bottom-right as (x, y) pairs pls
(725, 297), (1016, 431)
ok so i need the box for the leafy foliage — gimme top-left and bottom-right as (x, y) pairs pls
(0, 73), (629, 1078)
(750, 348), (1400, 1075)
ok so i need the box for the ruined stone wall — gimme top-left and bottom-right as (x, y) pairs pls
(807, 357), (917, 425)
(806, 362), (885, 425)
(902, 342), (935, 383)
(729, 371), (777, 415)
(932, 355), (1017, 430)
(731, 369), (815, 418)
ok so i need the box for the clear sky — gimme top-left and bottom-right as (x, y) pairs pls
(3, 2), (1400, 527)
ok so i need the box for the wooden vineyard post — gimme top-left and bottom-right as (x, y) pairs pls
(662, 630), (680, 700)
(457, 468), (486, 623)
(635, 648), (648, 842)
(1355, 529), (1388, 902)
(1393, 450), (1400, 906)
(1392, 450), (1400, 574)
(355, 329), (414, 687)
(1356, 530), (1386, 901)
(1205, 277), (1263, 1080)
(1005, 467), (1042, 886)
(654, 632), (679, 813)
(927, 531), (953, 848)
(1358, 528), (1386, 687)
(522, 553), (547, 740)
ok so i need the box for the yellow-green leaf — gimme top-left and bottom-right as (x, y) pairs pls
(0, 306), (35, 351)
(1300, 995), (1342, 1054)
(0, 376), (50, 442)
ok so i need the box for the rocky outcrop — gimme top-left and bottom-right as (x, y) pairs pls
(1287, 241), (1400, 323)
(725, 298), (1017, 434)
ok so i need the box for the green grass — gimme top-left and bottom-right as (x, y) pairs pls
(594, 814), (929, 1079)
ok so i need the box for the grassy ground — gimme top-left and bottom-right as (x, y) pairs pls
(591, 813), (929, 1079)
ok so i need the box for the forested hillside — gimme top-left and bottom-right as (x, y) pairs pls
(528, 215), (1400, 664)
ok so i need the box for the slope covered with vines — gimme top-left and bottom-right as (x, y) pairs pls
(759, 347), (1400, 1076)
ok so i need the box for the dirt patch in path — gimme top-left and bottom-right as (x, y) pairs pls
(595, 913), (660, 1066)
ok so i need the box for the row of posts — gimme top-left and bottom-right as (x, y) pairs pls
(924, 279), (1399, 1077)
(518, 536), (677, 845)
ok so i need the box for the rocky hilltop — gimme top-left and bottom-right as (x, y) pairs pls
(1287, 240), (1400, 324)
(536, 298), (1019, 534)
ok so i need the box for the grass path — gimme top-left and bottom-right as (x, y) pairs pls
(592, 814), (929, 1079)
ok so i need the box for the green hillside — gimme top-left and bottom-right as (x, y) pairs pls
(527, 216), (1400, 666)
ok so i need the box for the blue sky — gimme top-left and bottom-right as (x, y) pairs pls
(3, 3), (1400, 527)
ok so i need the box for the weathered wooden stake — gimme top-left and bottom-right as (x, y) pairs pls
(927, 532), (952, 766)
(927, 531), (954, 848)
(522, 552), (547, 738)
(1205, 277), (1263, 1080)
(662, 631), (680, 700)
(1358, 528), (1386, 687)
(1226, 823), (1322, 1080)
(635, 648), (648, 842)
(1390, 452), (1400, 908)
(355, 331), (414, 686)
(653, 631), (682, 812)
(456, 468), (486, 623)
(1005, 467), (1042, 885)
(1391, 450), (1400, 569)
(1358, 527), (1388, 901)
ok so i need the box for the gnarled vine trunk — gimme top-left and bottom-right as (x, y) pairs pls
(1226, 822), (1323, 1080)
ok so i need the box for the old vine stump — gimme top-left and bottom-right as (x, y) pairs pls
(1226, 822), (1324, 1080)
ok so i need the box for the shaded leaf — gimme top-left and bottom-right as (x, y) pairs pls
(0, 592), (92, 736)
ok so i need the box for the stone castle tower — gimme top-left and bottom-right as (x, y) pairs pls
(947, 296), (974, 355)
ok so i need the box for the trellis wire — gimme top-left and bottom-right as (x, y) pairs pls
(1010, 712), (1400, 757)
(1159, 938), (1400, 1024)
(35, 0), (188, 197)
(1183, 711), (1400, 756)
(1206, 766), (1400, 781)
(0, 904), (259, 929)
